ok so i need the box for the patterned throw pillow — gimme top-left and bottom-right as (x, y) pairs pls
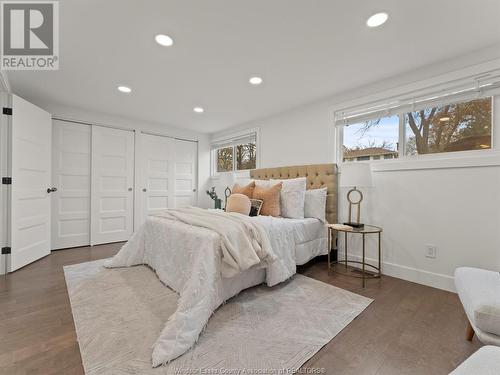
(249, 199), (263, 216)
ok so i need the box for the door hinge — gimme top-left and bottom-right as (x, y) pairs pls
(2, 177), (11, 185)
(2, 107), (12, 116)
(1, 247), (11, 255)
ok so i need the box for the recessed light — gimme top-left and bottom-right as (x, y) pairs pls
(117, 86), (132, 93)
(366, 12), (388, 28)
(439, 117), (450, 122)
(193, 107), (204, 113)
(155, 34), (174, 47)
(249, 76), (263, 85)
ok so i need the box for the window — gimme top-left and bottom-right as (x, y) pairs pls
(235, 142), (256, 170)
(404, 97), (492, 156)
(338, 95), (494, 163)
(212, 131), (258, 175)
(342, 115), (399, 162)
(216, 147), (233, 173)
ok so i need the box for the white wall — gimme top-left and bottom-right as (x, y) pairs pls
(211, 53), (500, 292)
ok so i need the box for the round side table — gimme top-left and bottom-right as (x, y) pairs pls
(326, 224), (383, 287)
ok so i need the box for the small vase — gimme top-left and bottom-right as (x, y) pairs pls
(214, 199), (222, 209)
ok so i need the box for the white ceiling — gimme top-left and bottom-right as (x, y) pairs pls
(7, 0), (500, 133)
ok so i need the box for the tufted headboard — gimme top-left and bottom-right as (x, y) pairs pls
(250, 163), (338, 224)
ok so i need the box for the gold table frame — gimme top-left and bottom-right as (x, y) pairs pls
(327, 224), (383, 287)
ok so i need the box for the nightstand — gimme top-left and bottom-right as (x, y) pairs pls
(326, 224), (382, 287)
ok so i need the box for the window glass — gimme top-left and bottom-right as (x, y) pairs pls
(343, 115), (399, 162)
(405, 97), (492, 156)
(216, 147), (233, 172)
(235, 142), (256, 170)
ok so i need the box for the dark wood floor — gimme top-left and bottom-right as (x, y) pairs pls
(0, 244), (480, 375)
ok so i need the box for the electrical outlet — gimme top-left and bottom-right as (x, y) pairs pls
(425, 244), (437, 259)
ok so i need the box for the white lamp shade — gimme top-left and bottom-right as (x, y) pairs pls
(220, 172), (237, 188)
(340, 163), (373, 188)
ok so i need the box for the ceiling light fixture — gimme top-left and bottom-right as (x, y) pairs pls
(155, 34), (174, 47)
(193, 107), (204, 113)
(439, 117), (450, 122)
(366, 12), (388, 28)
(249, 76), (263, 85)
(117, 86), (132, 93)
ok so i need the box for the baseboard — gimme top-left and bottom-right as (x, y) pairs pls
(340, 254), (456, 292)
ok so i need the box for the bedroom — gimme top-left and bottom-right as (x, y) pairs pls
(1, 0), (500, 374)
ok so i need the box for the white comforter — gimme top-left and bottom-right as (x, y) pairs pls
(155, 208), (276, 278)
(105, 209), (298, 367)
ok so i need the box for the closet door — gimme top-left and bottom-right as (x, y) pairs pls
(140, 133), (174, 223)
(174, 139), (198, 207)
(91, 126), (134, 245)
(51, 120), (91, 250)
(10, 95), (52, 271)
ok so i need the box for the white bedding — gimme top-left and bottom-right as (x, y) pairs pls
(106, 210), (322, 367)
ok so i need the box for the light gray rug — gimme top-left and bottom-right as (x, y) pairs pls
(64, 259), (372, 375)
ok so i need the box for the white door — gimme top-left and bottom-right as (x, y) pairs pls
(91, 126), (134, 245)
(0, 93), (9, 274)
(174, 139), (198, 207)
(140, 133), (174, 223)
(10, 95), (52, 271)
(51, 120), (91, 249)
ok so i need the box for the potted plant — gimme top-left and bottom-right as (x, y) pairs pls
(206, 187), (222, 209)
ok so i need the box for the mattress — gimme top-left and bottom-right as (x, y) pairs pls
(286, 217), (328, 265)
(251, 216), (328, 265)
(222, 217), (327, 298)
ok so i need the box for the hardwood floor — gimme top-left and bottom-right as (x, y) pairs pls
(0, 245), (481, 375)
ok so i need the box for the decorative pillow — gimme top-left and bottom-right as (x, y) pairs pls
(270, 177), (307, 219)
(231, 181), (255, 199)
(252, 182), (282, 217)
(249, 199), (263, 217)
(226, 193), (251, 215)
(254, 179), (270, 188)
(304, 187), (327, 221)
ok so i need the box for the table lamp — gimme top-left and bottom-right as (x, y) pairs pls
(220, 172), (236, 209)
(339, 163), (373, 229)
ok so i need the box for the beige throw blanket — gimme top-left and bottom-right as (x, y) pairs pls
(155, 207), (276, 277)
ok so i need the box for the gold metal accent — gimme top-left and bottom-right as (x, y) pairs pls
(326, 224), (383, 288)
(347, 187), (363, 224)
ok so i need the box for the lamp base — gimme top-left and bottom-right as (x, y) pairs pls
(344, 222), (365, 229)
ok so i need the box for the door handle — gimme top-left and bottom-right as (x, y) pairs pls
(47, 187), (58, 193)
(192, 189), (197, 192)
(142, 188), (147, 192)
(128, 187), (133, 191)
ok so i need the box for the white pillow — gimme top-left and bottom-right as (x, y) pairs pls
(304, 187), (327, 222)
(270, 177), (306, 218)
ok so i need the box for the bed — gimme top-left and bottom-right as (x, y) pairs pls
(105, 163), (338, 367)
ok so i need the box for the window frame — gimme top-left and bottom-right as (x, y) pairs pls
(211, 128), (260, 178)
(336, 96), (499, 169)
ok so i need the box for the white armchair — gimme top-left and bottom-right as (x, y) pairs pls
(454, 267), (500, 345)
(450, 346), (500, 374)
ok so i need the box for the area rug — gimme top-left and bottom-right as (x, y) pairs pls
(64, 259), (373, 375)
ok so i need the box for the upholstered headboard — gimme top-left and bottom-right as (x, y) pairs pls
(250, 163), (338, 224)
